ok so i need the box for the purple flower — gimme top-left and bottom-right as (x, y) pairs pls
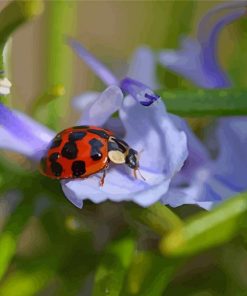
(0, 46), (187, 208)
(161, 116), (245, 210)
(158, 1), (246, 88)
(158, 1), (247, 209)
(68, 38), (160, 106)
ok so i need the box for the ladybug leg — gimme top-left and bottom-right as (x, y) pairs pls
(99, 170), (107, 187)
(133, 168), (138, 179)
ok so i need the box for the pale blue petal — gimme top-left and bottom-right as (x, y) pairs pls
(213, 117), (247, 191)
(119, 96), (188, 177)
(159, 2), (246, 89)
(120, 77), (160, 106)
(68, 37), (118, 86)
(77, 85), (124, 126)
(0, 127), (36, 158)
(161, 186), (217, 210)
(127, 46), (159, 89)
(169, 114), (210, 182)
(199, 10), (244, 87)
(61, 167), (167, 208)
(72, 91), (100, 112)
(0, 106), (54, 160)
(15, 111), (55, 144)
(159, 37), (215, 88)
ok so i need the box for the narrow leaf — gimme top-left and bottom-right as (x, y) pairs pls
(159, 89), (247, 116)
(160, 192), (247, 257)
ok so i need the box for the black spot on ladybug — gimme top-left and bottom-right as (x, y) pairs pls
(72, 125), (89, 129)
(61, 142), (78, 159)
(88, 129), (110, 139)
(69, 131), (86, 142)
(49, 152), (60, 162)
(71, 160), (86, 177)
(40, 157), (47, 172)
(89, 138), (103, 160)
(51, 161), (63, 177)
(50, 135), (62, 149)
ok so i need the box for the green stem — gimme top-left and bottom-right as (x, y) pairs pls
(125, 203), (183, 236)
(43, 1), (76, 129)
(159, 89), (247, 116)
(0, 0), (43, 76)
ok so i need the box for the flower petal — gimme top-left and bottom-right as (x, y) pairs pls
(0, 104), (54, 159)
(0, 127), (36, 158)
(72, 91), (99, 112)
(119, 95), (188, 178)
(213, 117), (247, 191)
(159, 2), (246, 89)
(120, 77), (160, 106)
(61, 166), (168, 208)
(15, 111), (55, 145)
(199, 9), (245, 88)
(159, 37), (216, 88)
(169, 114), (210, 182)
(127, 46), (159, 89)
(161, 184), (218, 210)
(197, 1), (247, 43)
(67, 37), (119, 86)
(77, 85), (124, 126)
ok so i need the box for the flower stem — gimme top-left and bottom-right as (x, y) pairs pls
(0, 0), (44, 78)
(43, 1), (76, 130)
(160, 89), (247, 116)
(125, 203), (183, 236)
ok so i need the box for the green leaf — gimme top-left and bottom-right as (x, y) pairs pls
(0, 197), (34, 280)
(125, 203), (182, 236)
(0, 253), (60, 296)
(160, 192), (247, 257)
(121, 251), (182, 296)
(0, 0), (44, 73)
(92, 237), (135, 296)
(159, 89), (247, 116)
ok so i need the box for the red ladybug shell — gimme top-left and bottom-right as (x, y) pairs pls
(40, 126), (114, 179)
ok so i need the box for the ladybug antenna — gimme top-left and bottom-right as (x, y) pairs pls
(137, 168), (146, 181)
(134, 148), (146, 181)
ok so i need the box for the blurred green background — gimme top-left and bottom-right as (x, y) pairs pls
(1, 1), (247, 295)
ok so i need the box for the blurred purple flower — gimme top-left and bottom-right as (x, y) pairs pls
(161, 116), (247, 209)
(0, 46), (187, 208)
(68, 38), (160, 106)
(159, 1), (247, 209)
(158, 1), (246, 88)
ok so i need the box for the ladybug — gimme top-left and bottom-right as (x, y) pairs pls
(40, 125), (142, 186)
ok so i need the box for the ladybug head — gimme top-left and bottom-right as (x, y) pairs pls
(108, 137), (139, 170)
(125, 148), (139, 170)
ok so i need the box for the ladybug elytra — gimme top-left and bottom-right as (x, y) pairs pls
(40, 126), (141, 185)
